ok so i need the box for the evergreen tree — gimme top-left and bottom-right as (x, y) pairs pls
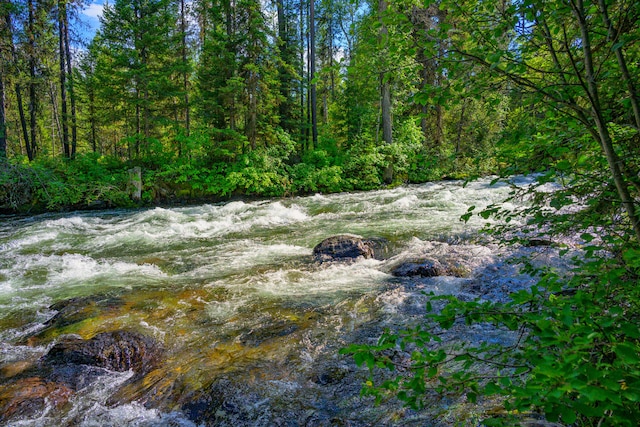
(97, 0), (183, 159)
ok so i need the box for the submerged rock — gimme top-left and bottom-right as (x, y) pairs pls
(0, 377), (73, 423)
(34, 294), (125, 340)
(42, 330), (162, 374)
(312, 235), (377, 262)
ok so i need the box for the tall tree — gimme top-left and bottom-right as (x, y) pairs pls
(58, 0), (70, 157)
(0, 58), (5, 158)
(178, 0), (190, 139)
(275, 0), (301, 135)
(26, 0), (38, 160)
(377, 0), (392, 148)
(98, 0), (183, 158)
(2, 4), (31, 159)
(410, 4), (445, 147)
(60, 0), (77, 158)
(0, 0), (7, 158)
(309, 0), (317, 147)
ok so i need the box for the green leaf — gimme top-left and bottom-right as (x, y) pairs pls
(487, 52), (501, 63)
(623, 249), (640, 268)
(581, 233), (594, 243)
(621, 323), (640, 339)
(615, 343), (640, 364)
(559, 406), (577, 424)
(612, 40), (625, 51)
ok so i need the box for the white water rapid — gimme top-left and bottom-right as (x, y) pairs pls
(0, 177), (560, 426)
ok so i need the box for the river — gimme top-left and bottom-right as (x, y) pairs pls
(0, 177), (556, 426)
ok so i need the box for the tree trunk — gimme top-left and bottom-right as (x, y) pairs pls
(276, 0), (290, 131)
(62, 3), (77, 158)
(88, 86), (97, 153)
(379, 0), (393, 183)
(300, 0), (307, 150)
(378, 0), (392, 146)
(309, 0), (317, 148)
(27, 0), (38, 160)
(225, 1), (237, 132)
(135, 86), (141, 159)
(4, 12), (32, 159)
(48, 82), (63, 153)
(59, 0), (70, 158)
(247, 69), (258, 150)
(597, 0), (640, 132)
(180, 0), (190, 140)
(0, 63), (6, 158)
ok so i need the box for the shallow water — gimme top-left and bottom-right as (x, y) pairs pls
(0, 177), (539, 426)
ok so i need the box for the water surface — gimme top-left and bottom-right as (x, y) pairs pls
(0, 177), (528, 426)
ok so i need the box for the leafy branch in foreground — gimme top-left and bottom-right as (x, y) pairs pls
(341, 244), (640, 425)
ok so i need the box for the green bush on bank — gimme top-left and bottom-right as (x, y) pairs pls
(0, 155), (132, 212)
(0, 136), (494, 214)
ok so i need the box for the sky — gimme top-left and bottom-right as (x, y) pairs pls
(80, 0), (105, 40)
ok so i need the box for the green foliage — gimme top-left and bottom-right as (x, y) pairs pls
(342, 246), (640, 425)
(340, 0), (640, 420)
(0, 155), (131, 212)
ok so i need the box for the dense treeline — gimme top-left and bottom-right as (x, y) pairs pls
(0, 0), (508, 212)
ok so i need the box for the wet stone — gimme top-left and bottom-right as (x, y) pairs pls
(0, 377), (73, 423)
(238, 321), (299, 346)
(312, 235), (377, 262)
(42, 330), (162, 374)
(44, 294), (124, 330)
(311, 366), (348, 386)
(391, 259), (449, 277)
(525, 238), (554, 247)
(46, 363), (116, 391)
(180, 378), (257, 426)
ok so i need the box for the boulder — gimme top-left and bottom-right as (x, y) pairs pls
(391, 258), (469, 278)
(525, 238), (554, 247)
(312, 235), (375, 262)
(391, 260), (448, 277)
(42, 330), (162, 374)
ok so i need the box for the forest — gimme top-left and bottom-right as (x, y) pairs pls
(1, 0), (640, 424)
(2, 0), (519, 211)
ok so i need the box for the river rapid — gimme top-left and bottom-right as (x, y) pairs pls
(0, 177), (562, 426)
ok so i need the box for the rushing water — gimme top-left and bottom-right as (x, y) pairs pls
(0, 177), (551, 426)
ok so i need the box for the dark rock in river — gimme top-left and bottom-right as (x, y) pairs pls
(312, 235), (377, 262)
(0, 377), (73, 423)
(311, 366), (348, 386)
(42, 330), (162, 374)
(44, 294), (124, 330)
(391, 258), (470, 278)
(392, 259), (448, 277)
(238, 321), (299, 346)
